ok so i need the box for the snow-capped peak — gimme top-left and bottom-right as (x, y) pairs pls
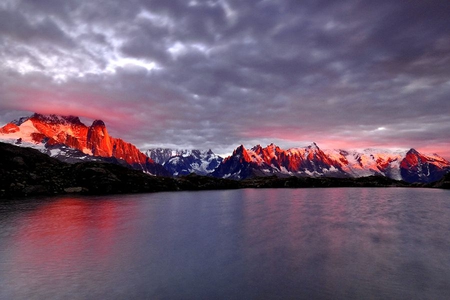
(146, 148), (223, 176)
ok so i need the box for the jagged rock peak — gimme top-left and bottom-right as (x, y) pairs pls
(234, 144), (246, 153)
(406, 148), (419, 155)
(267, 143), (280, 149)
(308, 142), (320, 149)
(11, 116), (30, 126)
(91, 120), (106, 127)
(31, 113), (83, 125)
(251, 144), (263, 152)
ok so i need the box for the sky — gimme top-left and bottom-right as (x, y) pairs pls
(0, 0), (449, 158)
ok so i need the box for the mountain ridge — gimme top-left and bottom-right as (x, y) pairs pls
(3, 141), (426, 199)
(0, 113), (169, 176)
(212, 143), (450, 183)
(145, 148), (223, 176)
(1, 113), (449, 183)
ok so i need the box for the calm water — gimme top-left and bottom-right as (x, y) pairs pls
(0, 188), (450, 300)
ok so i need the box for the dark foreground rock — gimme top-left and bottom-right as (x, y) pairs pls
(2, 142), (441, 199)
(0, 142), (242, 198)
(176, 173), (240, 190)
(240, 175), (411, 189)
(0, 142), (177, 198)
(427, 172), (450, 189)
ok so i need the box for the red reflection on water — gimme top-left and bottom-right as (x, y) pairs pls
(5, 197), (139, 283)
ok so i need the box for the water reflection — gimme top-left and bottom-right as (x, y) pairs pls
(0, 196), (145, 299)
(0, 188), (449, 299)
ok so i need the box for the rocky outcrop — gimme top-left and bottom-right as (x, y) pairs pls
(87, 120), (113, 157)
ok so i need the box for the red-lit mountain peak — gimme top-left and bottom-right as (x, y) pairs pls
(87, 119), (113, 157)
(27, 113), (90, 150)
(30, 113), (83, 125)
(259, 143), (284, 166)
(0, 113), (168, 176)
(251, 144), (263, 155)
(397, 148), (450, 182)
(400, 148), (449, 172)
(0, 123), (20, 134)
(214, 143), (450, 182)
(400, 149), (420, 169)
(229, 144), (253, 163)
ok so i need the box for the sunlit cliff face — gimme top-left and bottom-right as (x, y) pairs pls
(87, 120), (113, 157)
(0, 113), (152, 167)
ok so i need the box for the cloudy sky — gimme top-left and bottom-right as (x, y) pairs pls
(1, 0), (449, 158)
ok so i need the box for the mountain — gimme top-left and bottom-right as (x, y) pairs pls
(400, 149), (450, 183)
(212, 143), (450, 183)
(2, 113), (449, 183)
(146, 148), (223, 176)
(212, 143), (345, 179)
(0, 113), (169, 176)
(323, 148), (406, 180)
(0, 141), (244, 198)
(146, 148), (178, 165)
(0, 141), (180, 198)
(2, 141), (419, 199)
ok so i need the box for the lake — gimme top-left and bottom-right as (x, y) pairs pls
(0, 188), (449, 299)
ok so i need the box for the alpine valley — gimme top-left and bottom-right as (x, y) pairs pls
(1, 113), (450, 184)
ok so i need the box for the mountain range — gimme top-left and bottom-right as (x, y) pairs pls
(212, 143), (450, 183)
(1, 113), (449, 183)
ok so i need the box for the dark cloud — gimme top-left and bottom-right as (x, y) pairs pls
(0, 0), (449, 158)
(0, 10), (74, 48)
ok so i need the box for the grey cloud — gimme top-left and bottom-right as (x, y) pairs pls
(0, 9), (75, 48)
(17, 0), (78, 20)
(0, 0), (449, 158)
(120, 35), (171, 65)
